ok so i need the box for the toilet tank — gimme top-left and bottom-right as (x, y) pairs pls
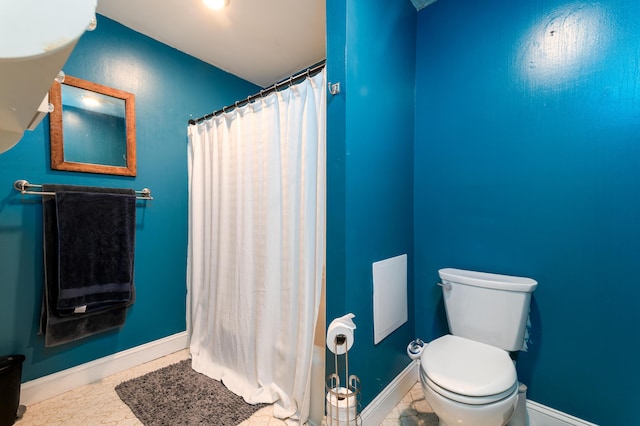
(438, 268), (538, 352)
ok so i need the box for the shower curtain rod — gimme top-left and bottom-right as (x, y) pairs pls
(188, 59), (326, 125)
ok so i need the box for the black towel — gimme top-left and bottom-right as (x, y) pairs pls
(41, 184), (136, 347)
(55, 190), (136, 312)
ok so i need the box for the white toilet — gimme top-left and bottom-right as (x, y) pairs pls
(418, 268), (537, 426)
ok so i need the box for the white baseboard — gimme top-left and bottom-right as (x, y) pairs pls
(20, 331), (189, 406)
(357, 360), (597, 426)
(528, 400), (598, 426)
(359, 360), (419, 425)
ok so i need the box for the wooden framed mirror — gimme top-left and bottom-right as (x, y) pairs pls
(49, 75), (136, 176)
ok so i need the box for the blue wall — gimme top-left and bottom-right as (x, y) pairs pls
(326, 0), (417, 407)
(0, 15), (258, 381)
(414, 0), (640, 424)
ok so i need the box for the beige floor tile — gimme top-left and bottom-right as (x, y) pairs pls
(17, 350), (434, 426)
(381, 382), (437, 426)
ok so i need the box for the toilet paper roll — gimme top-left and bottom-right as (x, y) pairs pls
(326, 313), (356, 354)
(326, 387), (357, 425)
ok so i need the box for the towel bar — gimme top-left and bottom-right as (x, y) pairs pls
(13, 179), (153, 200)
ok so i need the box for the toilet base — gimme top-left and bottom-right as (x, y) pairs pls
(506, 383), (528, 426)
(421, 378), (519, 426)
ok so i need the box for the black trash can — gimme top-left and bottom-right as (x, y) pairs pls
(0, 355), (25, 426)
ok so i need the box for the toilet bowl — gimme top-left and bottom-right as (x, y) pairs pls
(410, 268), (537, 425)
(419, 335), (519, 426)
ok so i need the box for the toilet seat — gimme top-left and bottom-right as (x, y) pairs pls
(421, 335), (517, 402)
(422, 371), (518, 405)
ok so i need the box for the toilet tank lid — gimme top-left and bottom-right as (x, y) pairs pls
(439, 268), (537, 292)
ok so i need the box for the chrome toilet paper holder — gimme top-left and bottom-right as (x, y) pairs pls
(326, 324), (361, 425)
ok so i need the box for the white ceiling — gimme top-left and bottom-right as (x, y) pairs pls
(96, 0), (326, 88)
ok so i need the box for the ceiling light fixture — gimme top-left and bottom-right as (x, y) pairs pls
(203, 0), (228, 11)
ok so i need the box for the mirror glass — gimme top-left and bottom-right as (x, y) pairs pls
(49, 76), (136, 176)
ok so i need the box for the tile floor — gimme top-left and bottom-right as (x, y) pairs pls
(16, 350), (437, 426)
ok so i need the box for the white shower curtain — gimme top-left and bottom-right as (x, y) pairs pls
(187, 70), (326, 423)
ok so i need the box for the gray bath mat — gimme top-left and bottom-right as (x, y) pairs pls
(115, 359), (266, 425)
